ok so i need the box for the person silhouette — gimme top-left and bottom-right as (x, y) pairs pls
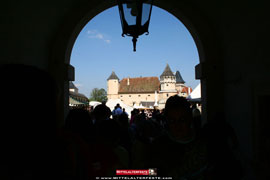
(0, 64), (68, 179)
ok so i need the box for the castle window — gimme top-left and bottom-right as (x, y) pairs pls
(129, 95), (131, 97)
(138, 95), (141, 97)
(148, 95), (150, 96)
(167, 94), (169, 97)
(120, 95), (123, 97)
(166, 84), (168, 86)
(114, 81), (116, 82)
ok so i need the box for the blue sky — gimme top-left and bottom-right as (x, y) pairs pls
(70, 6), (200, 97)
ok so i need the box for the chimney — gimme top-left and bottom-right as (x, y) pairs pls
(188, 87), (191, 95)
(127, 77), (130, 86)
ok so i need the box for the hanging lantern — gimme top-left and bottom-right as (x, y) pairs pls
(117, 0), (153, 51)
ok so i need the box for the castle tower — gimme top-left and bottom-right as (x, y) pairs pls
(107, 71), (119, 99)
(175, 70), (186, 92)
(160, 64), (177, 92)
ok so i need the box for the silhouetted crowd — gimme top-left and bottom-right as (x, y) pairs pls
(62, 96), (243, 179)
(0, 64), (243, 180)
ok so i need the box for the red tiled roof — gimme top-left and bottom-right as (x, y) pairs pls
(181, 87), (192, 94)
(119, 77), (160, 93)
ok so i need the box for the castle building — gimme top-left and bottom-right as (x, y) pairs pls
(107, 64), (192, 109)
(69, 82), (89, 107)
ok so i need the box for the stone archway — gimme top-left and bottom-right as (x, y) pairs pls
(52, 0), (223, 124)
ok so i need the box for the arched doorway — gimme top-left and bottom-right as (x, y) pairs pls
(52, 0), (223, 125)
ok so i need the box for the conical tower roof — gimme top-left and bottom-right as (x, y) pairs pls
(107, 71), (119, 80)
(175, 70), (185, 84)
(69, 81), (78, 90)
(160, 64), (175, 78)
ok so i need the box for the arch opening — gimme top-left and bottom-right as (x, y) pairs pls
(65, 2), (207, 122)
(67, 6), (202, 119)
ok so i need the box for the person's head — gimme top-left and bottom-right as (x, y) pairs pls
(192, 108), (201, 118)
(164, 95), (193, 139)
(123, 108), (126, 112)
(192, 104), (197, 109)
(165, 95), (192, 124)
(93, 104), (111, 123)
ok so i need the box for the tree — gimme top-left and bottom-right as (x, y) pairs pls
(89, 88), (107, 103)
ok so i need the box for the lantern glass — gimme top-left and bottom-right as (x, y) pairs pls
(121, 1), (137, 26)
(141, 0), (152, 26)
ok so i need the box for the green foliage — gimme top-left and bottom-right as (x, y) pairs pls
(89, 88), (107, 103)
